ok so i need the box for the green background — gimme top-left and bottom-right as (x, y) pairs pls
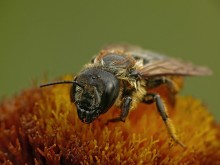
(0, 1), (219, 121)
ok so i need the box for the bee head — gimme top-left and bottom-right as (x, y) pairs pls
(72, 68), (120, 123)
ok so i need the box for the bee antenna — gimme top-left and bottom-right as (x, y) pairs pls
(40, 80), (84, 89)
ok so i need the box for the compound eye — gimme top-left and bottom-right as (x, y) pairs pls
(98, 71), (120, 113)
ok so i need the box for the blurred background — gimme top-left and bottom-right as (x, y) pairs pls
(0, 1), (219, 120)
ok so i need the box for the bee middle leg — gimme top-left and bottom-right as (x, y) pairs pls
(143, 93), (186, 148)
(106, 96), (132, 124)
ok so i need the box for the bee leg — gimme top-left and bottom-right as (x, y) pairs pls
(164, 78), (179, 94)
(147, 77), (179, 105)
(106, 96), (132, 124)
(147, 77), (179, 94)
(143, 93), (186, 148)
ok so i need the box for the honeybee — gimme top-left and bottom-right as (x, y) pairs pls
(40, 45), (212, 147)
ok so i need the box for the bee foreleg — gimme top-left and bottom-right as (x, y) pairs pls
(106, 96), (132, 124)
(143, 93), (186, 148)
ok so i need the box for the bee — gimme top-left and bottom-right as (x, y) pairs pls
(40, 45), (212, 147)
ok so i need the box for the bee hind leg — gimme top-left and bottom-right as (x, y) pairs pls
(106, 96), (132, 124)
(147, 77), (179, 94)
(143, 93), (186, 148)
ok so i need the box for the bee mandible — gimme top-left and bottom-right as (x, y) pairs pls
(40, 45), (212, 147)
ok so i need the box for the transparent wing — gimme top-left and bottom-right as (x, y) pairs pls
(137, 58), (212, 77)
(102, 44), (212, 77)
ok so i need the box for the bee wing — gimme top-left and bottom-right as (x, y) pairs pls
(103, 44), (212, 77)
(133, 50), (212, 77)
(137, 57), (212, 77)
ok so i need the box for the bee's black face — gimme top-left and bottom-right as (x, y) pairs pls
(71, 68), (120, 123)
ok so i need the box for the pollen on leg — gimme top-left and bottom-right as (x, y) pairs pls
(164, 118), (186, 148)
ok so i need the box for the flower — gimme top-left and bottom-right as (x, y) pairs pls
(0, 75), (220, 164)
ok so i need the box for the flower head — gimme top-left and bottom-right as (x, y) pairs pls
(0, 75), (220, 164)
